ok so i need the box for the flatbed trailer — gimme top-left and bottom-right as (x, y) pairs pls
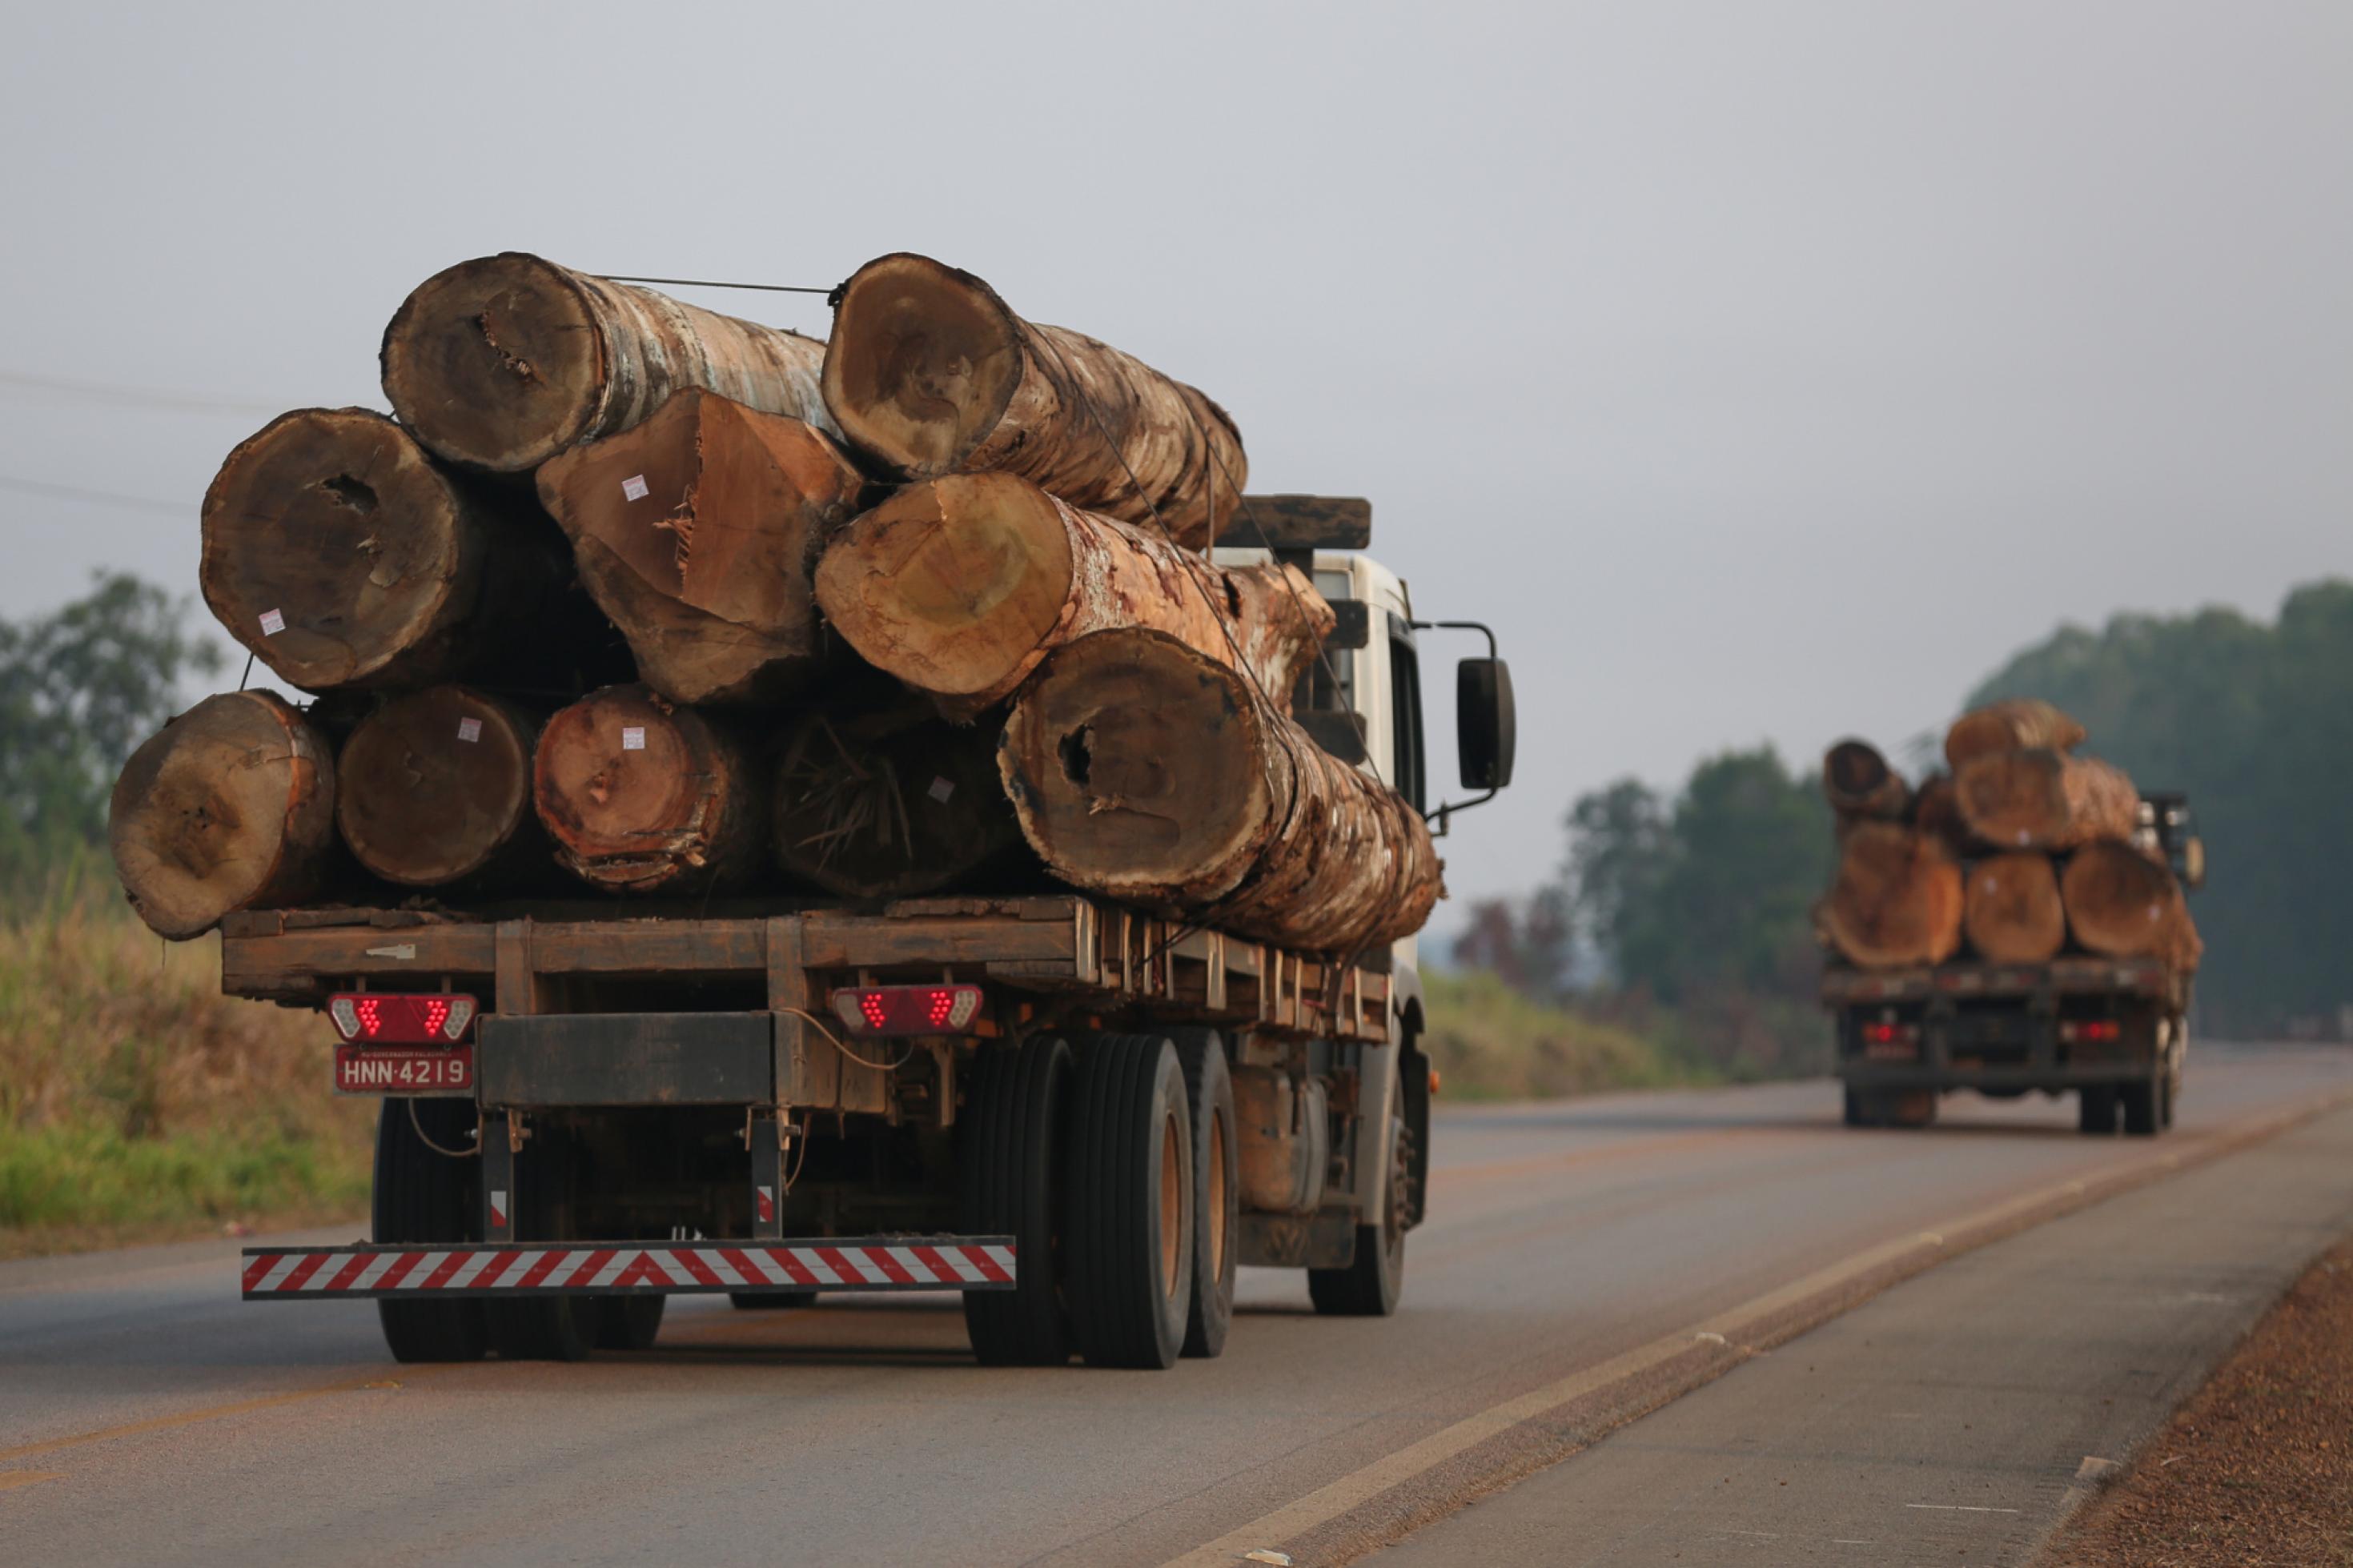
(1822, 953), (2190, 1134)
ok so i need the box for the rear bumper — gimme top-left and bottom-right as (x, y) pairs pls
(1837, 1062), (2155, 1093)
(242, 1236), (1014, 1301)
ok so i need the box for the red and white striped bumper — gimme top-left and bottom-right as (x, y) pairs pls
(241, 1237), (1016, 1300)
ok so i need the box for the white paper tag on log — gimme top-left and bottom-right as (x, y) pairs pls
(927, 776), (956, 804)
(456, 717), (483, 743)
(259, 608), (286, 636)
(621, 726), (646, 752)
(621, 474), (650, 502)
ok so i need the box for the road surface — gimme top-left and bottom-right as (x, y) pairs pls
(3, 1044), (2349, 1566)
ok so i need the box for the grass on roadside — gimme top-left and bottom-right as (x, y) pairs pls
(0, 896), (371, 1256)
(1423, 968), (1697, 1101)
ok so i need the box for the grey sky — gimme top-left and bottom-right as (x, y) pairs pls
(3, 2), (2347, 911)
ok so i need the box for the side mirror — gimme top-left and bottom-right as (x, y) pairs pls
(2176, 836), (2206, 892)
(1456, 658), (1516, 791)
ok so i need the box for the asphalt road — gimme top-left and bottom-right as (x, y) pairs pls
(4, 1044), (2350, 1566)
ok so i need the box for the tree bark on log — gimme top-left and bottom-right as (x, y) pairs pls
(822, 254), (1246, 549)
(1945, 699), (2086, 772)
(1816, 822), (1964, 968)
(200, 407), (629, 694)
(1822, 739), (1910, 819)
(817, 472), (1330, 720)
(109, 692), (338, 940)
(1962, 852), (2067, 964)
(532, 686), (765, 895)
(998, 628), (1444, 953)
(2061, 840), (2202, 972)
(773, 697), (1026, 898)
(1955, 748), (2139, 851)
(337, 686), (545, 888)
(1909, 772), (1970, 849)
(382, 253), (833, 474)
(536, 391), (869, 705)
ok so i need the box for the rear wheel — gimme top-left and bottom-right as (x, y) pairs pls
(1066, 1034), (1195, 1369)
(1310, 1116), (1407, 1317)
(484, 1124), (594, 1361)
(2078, 1085), (2118, 1134)
(2121, 1077), (2161, 1137)
(372, 1099), (488, 1365)
(962, 1035), (1075, 1366)
(1886, 1090), (1938, 1129)
(1842, 1087), (1867, 1127)
(1170, 1029), (1237, 1359)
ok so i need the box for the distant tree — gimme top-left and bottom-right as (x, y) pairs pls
(1452, 887), (1573, 999)
(0, 572), (221, 880)
(1560, 777), (1670, 984)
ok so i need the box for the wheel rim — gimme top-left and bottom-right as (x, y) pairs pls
(1206, 1109), (1229, 1275)
(1158, 1109), (1183, 1301)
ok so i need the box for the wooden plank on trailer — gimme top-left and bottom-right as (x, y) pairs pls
(768, 916), (833, 1111)
(532, 920), (766, 976)
(1235, 495), (1372, 551)
(222, 923), (498, 986)
(802, 914), (1079, 969)
(494, 920), (540, 1017)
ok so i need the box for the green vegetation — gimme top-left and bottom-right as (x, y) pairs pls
(1457, 746), (1836, 1081)
(1969, 579), (2353, 1036)
(1422, 969), (1692, 1101)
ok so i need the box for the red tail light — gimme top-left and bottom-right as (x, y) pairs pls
(327, 993), (477, 1045)
(829, 985), (984, 1036)
(2061, 1019), (2123, 1044)
(1861, 1022), (1914, 1045)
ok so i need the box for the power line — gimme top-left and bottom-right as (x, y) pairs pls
(0, 474), (187, 515)
(0, 368), (286, 419)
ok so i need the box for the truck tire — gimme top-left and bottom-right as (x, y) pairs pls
(1887, 1090), (1938, 1129)
(2078, 1085), (2118, 1134)
(595, 1294), (665, 1351)
(484, 1124), (595, 1361)
(2121, 1077), (2161, 1137)
(1310, 1116), (1407, 1317)
(962, 1035), (1075, 1366)
(1170, 1029), (1237, 1360)
(1842, 1088), (1867, 1127)
(1066, 1034), (1195, 1369)
(1399, 1035), (1432, 1229)
(372, 1099), (488, 1365)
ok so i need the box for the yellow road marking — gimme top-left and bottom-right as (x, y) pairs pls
(0, 1470), (67, 1492)
(1162, 1092), (2353, 1566)
(0, 1377), (413, 1467)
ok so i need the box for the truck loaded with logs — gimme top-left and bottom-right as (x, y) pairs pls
(108, 252), (1517, 1368)
(1816, 700), (2204, 1136)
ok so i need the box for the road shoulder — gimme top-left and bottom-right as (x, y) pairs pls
(1363, 1102), (2353, 1566)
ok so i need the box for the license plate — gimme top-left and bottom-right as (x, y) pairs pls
(334, 1045), (473, 1096)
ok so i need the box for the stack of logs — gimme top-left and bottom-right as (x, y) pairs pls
(1816, 700), (2200, 972)
(108, 251), (1443, 956)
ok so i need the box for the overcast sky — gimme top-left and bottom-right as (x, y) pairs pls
(3, 2), (2346, 912)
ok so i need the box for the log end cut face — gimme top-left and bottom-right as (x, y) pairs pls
(1953, 747), (2068, 849)
(382, 253), (607, 471)
(200, 408), (474, 690)
(2061, 840), (2201, 970)
(1818, 821), (1964, 969)
(814, 473), (1073, 701)
(823, 254), (1025, 477)
(533, 688), (717, 891)
(108, 692), (334, 940)
(338, 687), (534, 885)
(999, 630), (1271, 901)
(1962, 852), (2066, 964)
(1944, 698), (2087, 772)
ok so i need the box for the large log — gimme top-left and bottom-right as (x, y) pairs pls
(823, 253), (1245, 549)
(382, 253), (833, 474)
(1945, 699), (2086, 772)
(1822, 739), (1910, 820)
(200, 407), (628, 693)
(2061, 840), (2202, 972)
(1955, 748), (2139, 851)
(817, 473), (1331, 719)
(536, 391), (869, 705)
(998, 628), (1443, 952)
(1909, 772), (1971, 850)
(532, 686), (765, 894)
(109, 692), (338, 940)
(337, 687), (544, 888)
(1817, 822), (1963, 969)
(773, 697), (1026, 898)
(1962, 852), (2067, 964)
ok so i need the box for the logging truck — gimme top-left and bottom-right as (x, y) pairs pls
(1824, 793), (2204, 1136)
(234, 509), (1517, 1370)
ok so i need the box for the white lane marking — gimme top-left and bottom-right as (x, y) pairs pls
(1904, 1504), (2020, 1514)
